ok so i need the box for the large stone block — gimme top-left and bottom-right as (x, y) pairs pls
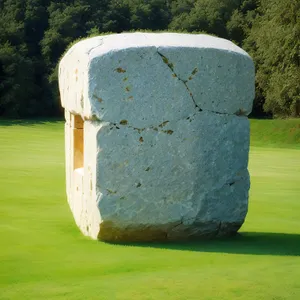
(59, 32), (255, 242)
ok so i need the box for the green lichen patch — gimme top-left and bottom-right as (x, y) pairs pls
(158, 121), (169, 128)
(120, 120), (128, 125)
(92, 94), (103, 103)
(134, 128), (145, 134)
(106, 189), (117, 195)
(115, 67), (126, 73)
(191, 68), (198, 75)
(168, 62), (174, 69)
(162, 130), (174, 135)
(162, 56), (169, 64)
(188, 68), (199, 81)
(160, 54), (175, 71)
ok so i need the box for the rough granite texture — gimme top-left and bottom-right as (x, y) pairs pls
(59, 32), (255, 242)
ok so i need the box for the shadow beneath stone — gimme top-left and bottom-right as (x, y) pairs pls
(110, 232), (300, 256)
(0, 118), (63, 127)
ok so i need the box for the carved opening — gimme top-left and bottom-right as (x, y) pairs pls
(73, 114), (84, 171)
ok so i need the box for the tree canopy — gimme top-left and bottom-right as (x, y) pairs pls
(0, 0), (299, 118)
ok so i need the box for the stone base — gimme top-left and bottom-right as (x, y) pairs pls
(97, 221), (243, 242)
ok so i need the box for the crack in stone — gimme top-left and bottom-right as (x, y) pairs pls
(87, 39), (104, 56)
(157, 50), (202, 112)
(156, 50), (248, 118)
(168, 217), (198, 232)
(206, 109), (231, 116)
(170, 217), (185, 230)
(204, 109), (247, 117)
(100, 111), (201, 134)
(92, 103), (244, 136)
(111, 122), (174, 135)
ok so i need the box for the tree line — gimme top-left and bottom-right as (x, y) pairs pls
(0, 0), (299, 118)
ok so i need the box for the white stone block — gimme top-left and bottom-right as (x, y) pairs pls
(59, 33), (254, 241)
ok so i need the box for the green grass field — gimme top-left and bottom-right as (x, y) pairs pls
(0, 118), (300, 300)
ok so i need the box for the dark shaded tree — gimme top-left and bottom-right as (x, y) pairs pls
(244, 0), (300, 117)
(169, 0), (241, 38)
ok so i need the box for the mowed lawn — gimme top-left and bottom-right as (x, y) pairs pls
(0, 119), (300, 300)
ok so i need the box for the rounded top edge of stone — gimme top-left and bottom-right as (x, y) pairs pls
(64, 32), (252, 61)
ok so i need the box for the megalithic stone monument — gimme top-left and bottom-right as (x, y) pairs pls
(58, 33), (255, 242)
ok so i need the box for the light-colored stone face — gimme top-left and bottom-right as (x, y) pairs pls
(59, 33), (255, 241)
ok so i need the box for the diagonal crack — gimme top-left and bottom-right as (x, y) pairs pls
(156, 50), (247, 118)
(157, 50), (202, 112)
(87, 39), (104, 56)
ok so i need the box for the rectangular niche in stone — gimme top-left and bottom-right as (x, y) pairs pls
(58, 33), (255, 242)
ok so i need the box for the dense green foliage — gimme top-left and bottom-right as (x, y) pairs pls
(0, 0), (299, 117)
(1, 119), (300, 299)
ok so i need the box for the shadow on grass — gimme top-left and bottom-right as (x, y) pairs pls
(0, 118), (63, 127)
(115, 232), (300, 256)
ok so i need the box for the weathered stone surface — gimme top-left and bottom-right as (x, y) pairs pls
(94, 111), (250, 241)
(59, 32), (254, 242)
(59, 32), (254, 126)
